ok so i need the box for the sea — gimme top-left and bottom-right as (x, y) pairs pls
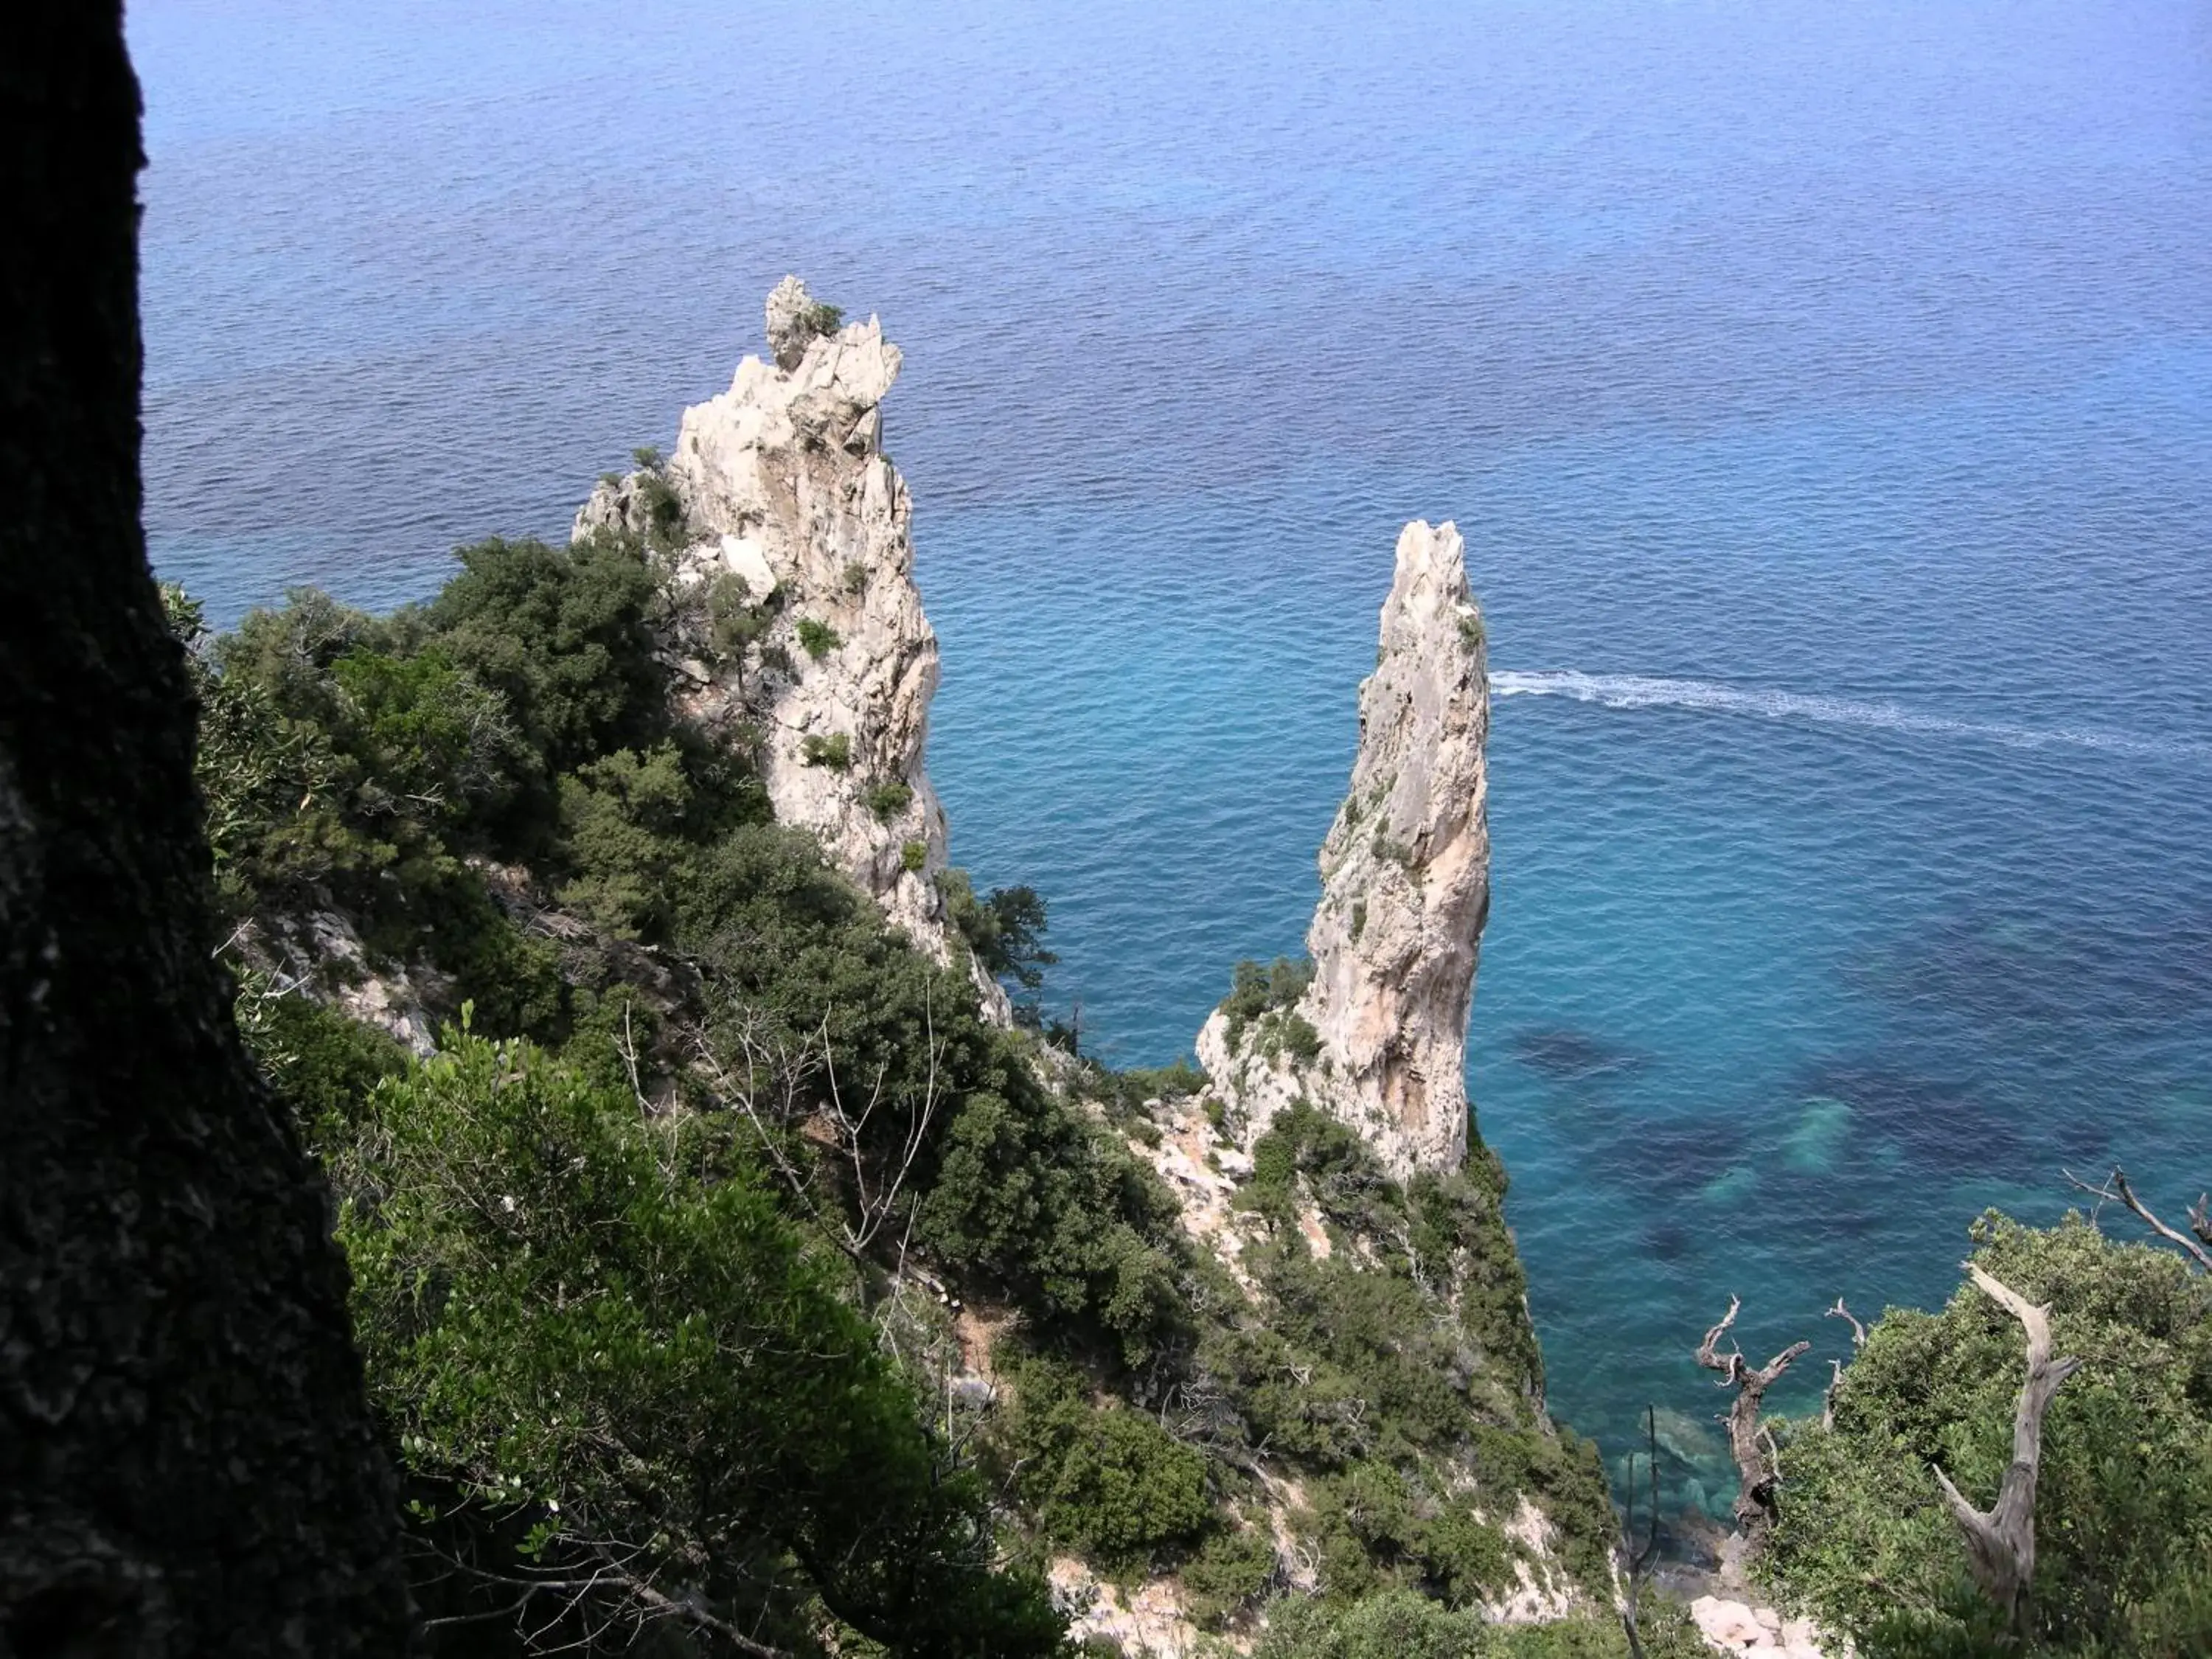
(131, 0), (2212, 1516)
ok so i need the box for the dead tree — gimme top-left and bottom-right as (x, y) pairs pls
(700, 1001), (945, 1267)
(1822, 1296), (1868, 1431)
(2065, 1166), (2212, 1273)
(1696, 1297), (1811, 1539)
(1930, 1265), (2083, 1635)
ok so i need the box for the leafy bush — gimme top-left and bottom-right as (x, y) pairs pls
(995, 1355), (1211, 1569)
(422, 535), (667, 834)
(1764, 1211), (2212, 1656)
(1180, 1523), (1279, 1625)
(1253, 1587), (1700, 1659)
(941, 871), (1059, 992)
(319, 1027), (1065, 1655)
(706, 571), (775, 665)
(801, 731), (852, 769)
(868, 779), (915, 819)
(902, 838), (929, 872)
(796, 617), (841, 661)
(1221, 956), (1315, 1048)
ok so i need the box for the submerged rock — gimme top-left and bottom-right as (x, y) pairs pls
(1197, 520), (1489, 1178)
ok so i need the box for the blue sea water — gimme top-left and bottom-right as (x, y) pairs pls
(132, 0), (2212, 1512)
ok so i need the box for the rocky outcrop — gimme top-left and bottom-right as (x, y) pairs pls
(1690, 1596), (1832, 1658)
(574, 279), (1005, 1016)
(1197, 520), (1489, 1178)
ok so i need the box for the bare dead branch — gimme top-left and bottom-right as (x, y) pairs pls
(1694, 1295), (1811, 1540)
(1826, 1296), (1868, 1350)
(616, 1001), (650, 1113)
(2065, 1165), (2212, 1273)
(1929, 1264), (2084, 1634)
(702, 996), (945, 1269)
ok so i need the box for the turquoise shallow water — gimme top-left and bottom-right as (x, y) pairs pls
(133, 0), (2212, 1512)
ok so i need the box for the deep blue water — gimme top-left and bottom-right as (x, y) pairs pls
(133, 0), (2212, 1513)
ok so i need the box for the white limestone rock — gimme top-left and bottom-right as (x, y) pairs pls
(1689, 1596), (1834, 1658)
(583, 279), (1004, 1017)
(1197, 520), (1489, 1178)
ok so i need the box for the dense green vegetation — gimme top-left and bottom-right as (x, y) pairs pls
(1255, 1588), (1700, 1659)
(1761, 1211), (2212, 1657)
(173, 512), (1639, 1655)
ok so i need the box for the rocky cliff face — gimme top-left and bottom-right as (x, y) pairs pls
(574, 278), (1006, 1017)
(1197, 520), (1489, 1178)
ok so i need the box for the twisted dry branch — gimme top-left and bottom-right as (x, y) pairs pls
(1929, 1264), (2083, 1634)
(2065, 1165), (2212, 1274)
(1694, 1296), (1811, 1538)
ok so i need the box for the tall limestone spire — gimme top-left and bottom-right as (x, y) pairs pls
(1197, 520), (1490, 1177)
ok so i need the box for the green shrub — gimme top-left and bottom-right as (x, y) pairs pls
(425, 535), (667, 804)
(996, 1356), (1211, 1568)
(1253, 1587), (1700, 1659)
(243, 984), (410, 1136)
(706, 571), (773, 664)
(796, 617), (841, 660)
(1221, 956), (1314, 1049)
(941, 870), (1058, 991)
(1764, 1211), (2212, 1656)
(324, 1028), (1065, 1655)
(554, 743), (695, 939)
(801, 731), (852, 769)
(1180, 1524), (1279, 1627)
(867, 779), (914, 818)
(902, 838), (928, 873)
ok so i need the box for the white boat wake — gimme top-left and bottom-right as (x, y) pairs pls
(1489, 669), (2210, 762)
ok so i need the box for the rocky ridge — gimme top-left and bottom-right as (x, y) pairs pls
(574, 276), (1008, 1018)
(1197, 520), (1490, 1179)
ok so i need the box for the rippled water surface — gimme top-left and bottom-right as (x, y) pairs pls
(134, 0), (2212, 1509)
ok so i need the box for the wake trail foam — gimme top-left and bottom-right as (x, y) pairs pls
(1489, 670), (2211, 762)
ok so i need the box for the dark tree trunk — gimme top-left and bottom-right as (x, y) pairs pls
(0, 7), (413, 1655)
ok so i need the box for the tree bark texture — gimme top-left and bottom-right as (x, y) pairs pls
(1930, 1265), (2083, 1635)
(1695, 1297), (1809, 1541)
(1, 7), (414, 1655)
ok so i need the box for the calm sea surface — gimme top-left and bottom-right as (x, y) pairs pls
(133, 0), (2212, 1512)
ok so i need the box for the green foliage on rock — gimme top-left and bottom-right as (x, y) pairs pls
(1763, 1211), (2212, 1658)
(1254, 1587), (1701, 1659)
(801, 731), (852, 768)
(942, 871), (1059, 992)
(868, 779), (916, 819)
(181, 512), (1627, 1655)
(994, 1354), (1213, 1569)
(1221, 956), (1315, 1049)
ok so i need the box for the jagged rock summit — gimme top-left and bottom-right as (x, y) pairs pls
(574, 277), (1006, 1016)
(1198, 520), (1490, 1178)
